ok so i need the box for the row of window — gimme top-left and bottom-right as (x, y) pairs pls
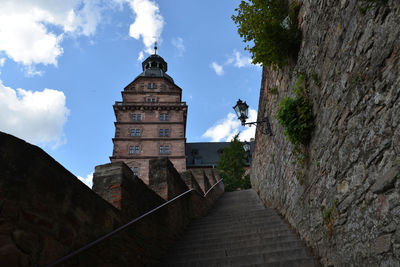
(131, 113), (170, 121)
(130, 128), (169, 137)
(159, 145), (170, 154)
(132, 114), (142, 121)
(160, 114), (169, 121)
(128, 145), (170, 155)
(129, 145), (140, 155)
(148, 83), (157, 89)
(159, 129), (169, 137)
(130, 129), (141, 137)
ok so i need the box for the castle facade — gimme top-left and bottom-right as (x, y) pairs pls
(110, 51), (187, 183)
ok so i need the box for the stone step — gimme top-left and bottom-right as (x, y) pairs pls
(164, 247), (311, 266)
(187, 215), (286, 231)
(169, 233), (300, 254)
(181, 223), (290, 241)
(173, 229), (297, 249)
(167, 240), (306, 260)
(192, 210), (279, 224)
(206, 208), (267, 217)
(163, 257), (317, 267)
(161, 189), (318, 266)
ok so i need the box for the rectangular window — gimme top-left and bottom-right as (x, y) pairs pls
(160, 114), (164, 121)
(165, 145), (170, 154)
(147, 98), (151, 103)
(135, 146), (140, 154)
(136, 129), (140, 136)
(132, 114), (136, 121)
(159, 129), (163, 137)
(130, 129), (135, 136)
(151, 98), (155, 103)
(148, 83), (151, 89)
(133, 167), (138, 176)
(129, 146), (134, 155)
(137, 114), (142, 121)
(165, 114), (169, 121)
(165, 129), (169, 137)
(153, 83), (157, 89)
(159, 146), (163, 154)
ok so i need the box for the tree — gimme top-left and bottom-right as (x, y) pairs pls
(231, 0), (300, 68)
(217, 134), (251, 192)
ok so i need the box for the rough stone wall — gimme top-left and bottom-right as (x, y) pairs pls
(188, 168), (212, 193)
(148, 157), (189, 200)
(0, 131), (223, 266)
(0, 132), (121, 266)
(251, 1), (400, 266)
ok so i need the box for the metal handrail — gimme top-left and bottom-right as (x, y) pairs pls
(48, 179), (224, 267)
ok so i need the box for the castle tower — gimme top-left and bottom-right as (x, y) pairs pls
(110, 49), (187, 183)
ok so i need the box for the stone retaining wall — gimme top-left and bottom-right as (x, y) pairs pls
(251, 1), (400, 266)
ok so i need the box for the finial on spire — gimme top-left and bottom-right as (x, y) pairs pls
(154, 41), (158, 55)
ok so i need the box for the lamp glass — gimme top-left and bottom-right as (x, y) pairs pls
(233, 99), (249, 122)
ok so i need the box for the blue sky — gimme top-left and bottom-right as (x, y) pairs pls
(0, 0), (261, 186)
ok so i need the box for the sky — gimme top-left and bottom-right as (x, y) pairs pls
(0, 0), (262, 187)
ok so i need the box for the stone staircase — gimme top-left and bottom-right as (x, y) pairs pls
(161, 189), (319, 266)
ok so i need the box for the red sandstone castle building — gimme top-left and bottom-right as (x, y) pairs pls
(110, 50), (187, 183)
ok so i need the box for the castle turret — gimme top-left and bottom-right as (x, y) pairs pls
(110, 50), (187, 183)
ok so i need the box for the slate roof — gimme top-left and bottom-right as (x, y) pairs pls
(186, 141), (254, 168)
(134, 54), (174, 84)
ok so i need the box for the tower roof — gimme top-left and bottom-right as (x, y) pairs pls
(133, 53), (174, 84)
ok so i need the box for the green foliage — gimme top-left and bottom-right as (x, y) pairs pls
(351, 71), (363, 85)
(232, 0), (301, 68)
(277, 74), (314, 146)
(269, 87), (278, 95)
(217, 134), (251, 192)
(311, 73), (321, 87)
(315, 160), (321, 168)
(321, 201), (337, 227)
(277, 95), (314, 146)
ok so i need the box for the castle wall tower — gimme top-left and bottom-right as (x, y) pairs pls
(110, 52), (187, 183)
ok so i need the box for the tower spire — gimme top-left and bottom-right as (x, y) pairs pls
(154, 41), (158, 55)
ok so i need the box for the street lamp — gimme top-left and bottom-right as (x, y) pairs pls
(233, 99), (273, 136)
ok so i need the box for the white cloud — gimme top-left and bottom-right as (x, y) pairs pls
(202, 109), (257, 142)
(0, 58), (6, 67)
(211, 50), (253, 76)
(224, 49), (252, 68)
(202, 113), (240, 142)
(138, 51), (144, 61)
(232, 50), (252, 68)
(171, 37), (185, 56)
(211, 62), (224, 76)
(238, 109), (257, 141)
(0, 0), (104, 69)
(0, 80), (70, 147)
(127, 0), (164, 54)
(77, 172), (93, 188)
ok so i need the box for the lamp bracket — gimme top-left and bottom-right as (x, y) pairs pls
(243, 117), (273, 136)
